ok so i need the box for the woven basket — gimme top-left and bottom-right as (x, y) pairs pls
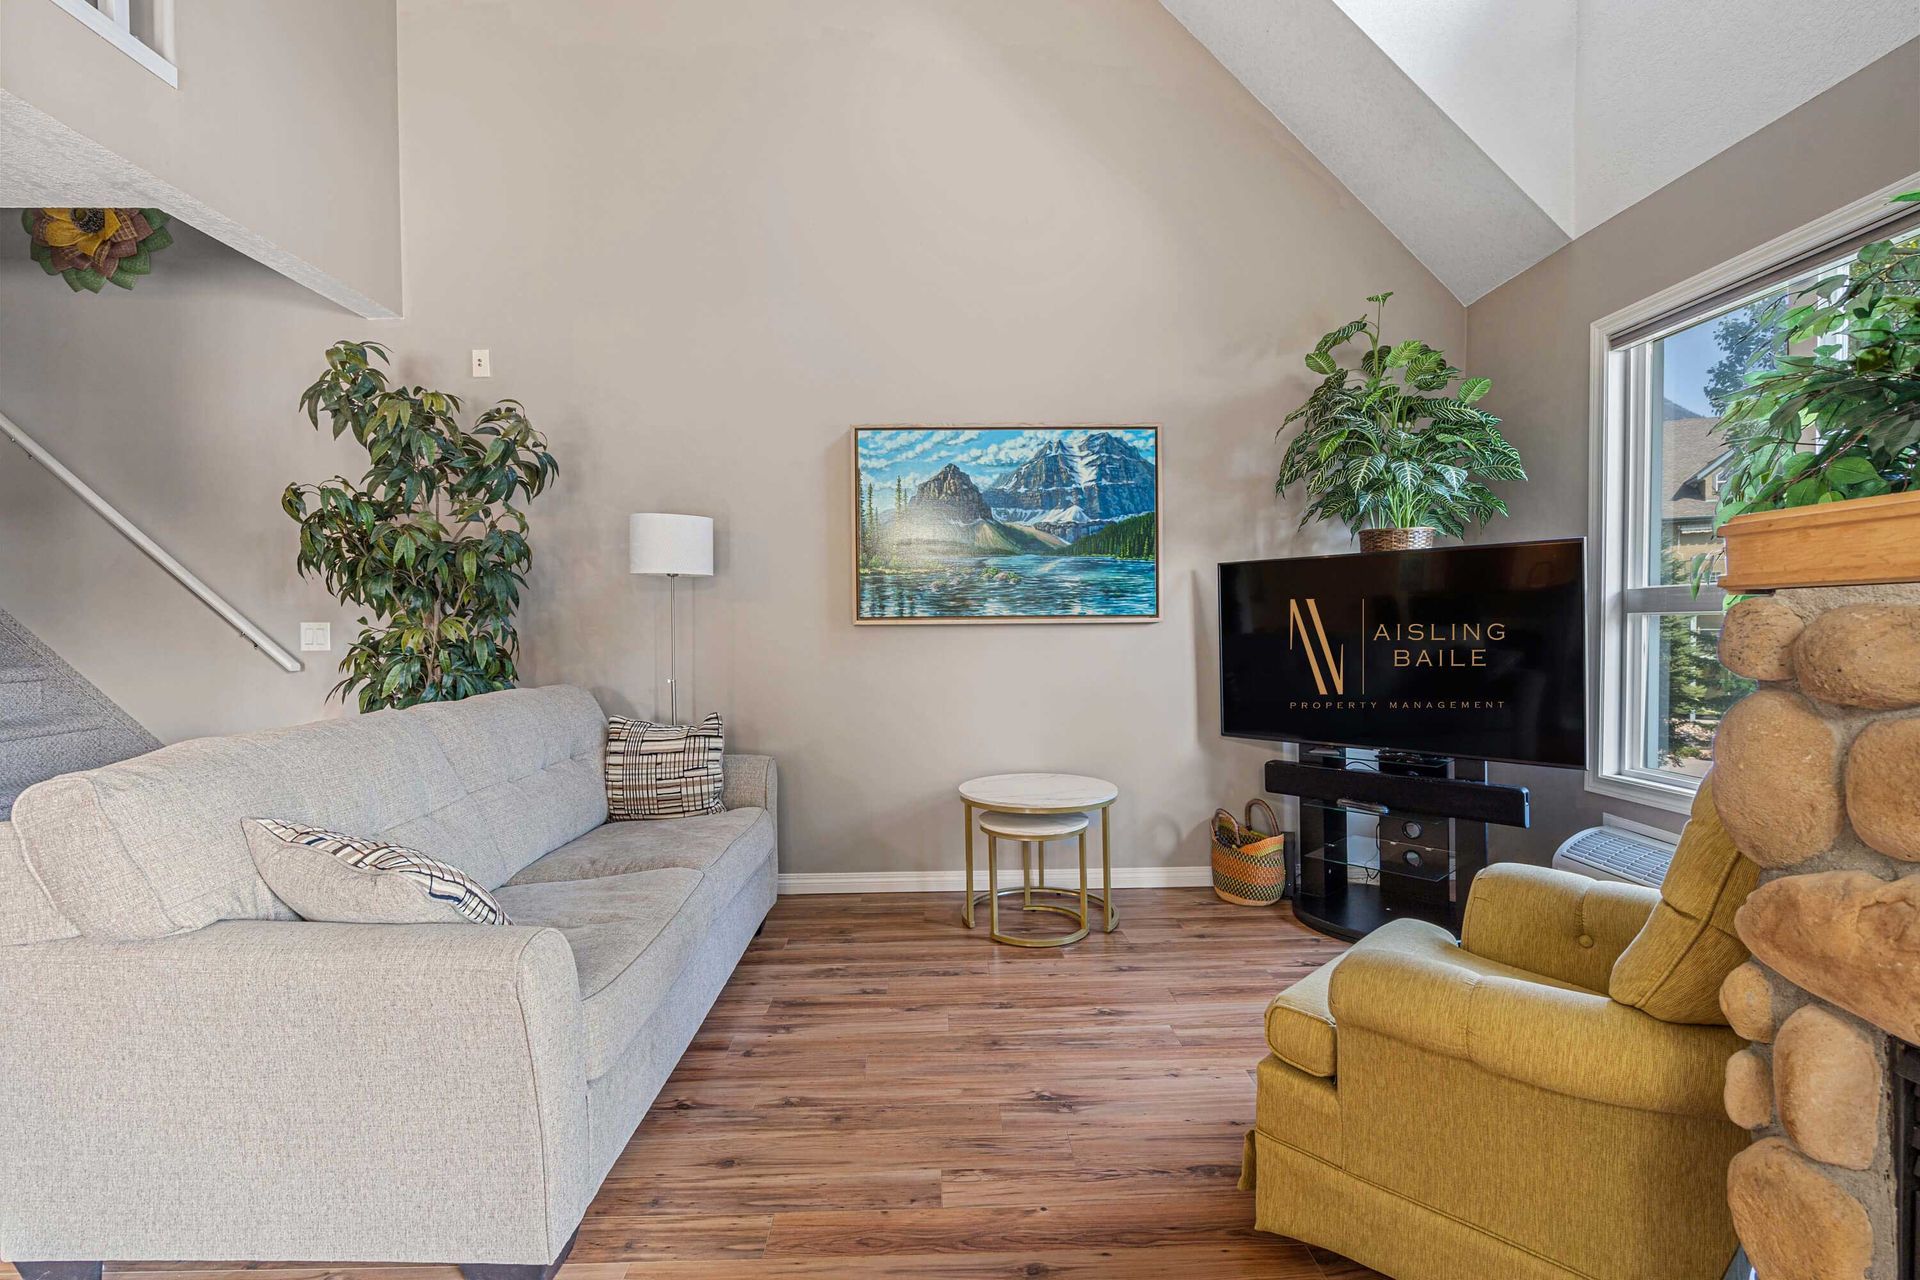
(1211, 799), (1288, 906)
(1359, 526), (1438, 553)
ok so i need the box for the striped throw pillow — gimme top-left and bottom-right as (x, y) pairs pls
(244, 819), (511, 926)
(606, 713), (725, 820)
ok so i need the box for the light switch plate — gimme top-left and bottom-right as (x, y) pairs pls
(471, 348), (492, 377)
(300, 622), (332, 652)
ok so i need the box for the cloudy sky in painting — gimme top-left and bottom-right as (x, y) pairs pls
(855, 426), (1156, 490)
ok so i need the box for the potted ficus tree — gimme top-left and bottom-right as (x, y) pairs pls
(1706, 193), (1920, 592)
(284, 340), (559, 710)
(1276, 292), (1525, 551)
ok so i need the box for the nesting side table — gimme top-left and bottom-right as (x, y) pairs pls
(960, 773), (1119, 935)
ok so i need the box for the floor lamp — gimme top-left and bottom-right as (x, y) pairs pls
(629, 513), (713, 725)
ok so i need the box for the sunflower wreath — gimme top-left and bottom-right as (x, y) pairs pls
(23, 207), (174, 293)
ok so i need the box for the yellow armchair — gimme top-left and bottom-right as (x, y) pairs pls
(1245, 783), (1756, 1280)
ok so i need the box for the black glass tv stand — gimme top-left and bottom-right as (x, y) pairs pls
(1266, 745), (1530, 942)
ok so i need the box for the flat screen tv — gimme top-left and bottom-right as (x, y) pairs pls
(1219, 538), (1586, 769)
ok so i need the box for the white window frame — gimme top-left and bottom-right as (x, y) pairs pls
(1587, 173), (1920, 814)
(46, 0), (178, 87)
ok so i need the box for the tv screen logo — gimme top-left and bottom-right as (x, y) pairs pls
(1287, 598), (1346, 696)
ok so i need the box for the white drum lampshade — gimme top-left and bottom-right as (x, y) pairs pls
(629, 513), (713, 726)
(628, 513), (713, 577)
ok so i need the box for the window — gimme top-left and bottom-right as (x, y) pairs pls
(48, 0), (176, 87)
(1589, 184), (1920, 812)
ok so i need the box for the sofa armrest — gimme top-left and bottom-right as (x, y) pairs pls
(0, 921), (590, 1266)
(723, 753), (778, 818)
(1460, 863), (1658, 993)
(1328, 936), (1738, 1118)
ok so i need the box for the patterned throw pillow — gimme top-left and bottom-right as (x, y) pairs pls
(243, 819), (511, 925)
(606, 713), (725, 820)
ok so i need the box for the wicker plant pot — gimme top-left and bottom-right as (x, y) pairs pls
(1358, 526), (1438, 553)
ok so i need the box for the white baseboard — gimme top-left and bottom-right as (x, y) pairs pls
(777, 866), (1214, 895)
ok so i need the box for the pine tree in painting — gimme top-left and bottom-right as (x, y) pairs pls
(1065, 512), (1156, 560)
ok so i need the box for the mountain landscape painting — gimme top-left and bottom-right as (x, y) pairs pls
(853, 425), (1159, 623)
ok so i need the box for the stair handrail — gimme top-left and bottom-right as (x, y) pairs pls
(0, 407), (303, 673)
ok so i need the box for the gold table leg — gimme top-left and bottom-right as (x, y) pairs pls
(988, 832), (999, 938)
(1078, 829), (1089, 934)
(963, 801), (976, 928)
(1101, 805), (1117, 932)
(980, 831), (1092, 949)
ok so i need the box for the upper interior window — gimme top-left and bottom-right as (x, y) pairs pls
(1619, 288), (1812, 784)
(1590, 195), (1920, 813)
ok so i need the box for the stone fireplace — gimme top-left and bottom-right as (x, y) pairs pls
(1714, 580), (1920, 1279)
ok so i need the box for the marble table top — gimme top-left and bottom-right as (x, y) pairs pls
(976, 809), (1092, 838)
(960, 772), (1118, 812)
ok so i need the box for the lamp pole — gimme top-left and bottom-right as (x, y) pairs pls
(666, 571), (680, 725)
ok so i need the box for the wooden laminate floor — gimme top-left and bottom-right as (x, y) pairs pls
(2, 889), (1384, 1279)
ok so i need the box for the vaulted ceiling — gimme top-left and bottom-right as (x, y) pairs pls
(1162, 0), (1920, 302)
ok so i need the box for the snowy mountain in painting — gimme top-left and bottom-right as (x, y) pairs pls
(983, 431), (1156, 538)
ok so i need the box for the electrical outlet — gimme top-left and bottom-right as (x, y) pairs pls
(300, 622), (332, 652)
(471, 348), (492, 378)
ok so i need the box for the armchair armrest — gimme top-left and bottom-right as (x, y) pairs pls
(1461, 863), (1658, 992)
(723, 753), (778, 817)
(1328, 934), (1738, 1118)
(0, 921), (590, 1266)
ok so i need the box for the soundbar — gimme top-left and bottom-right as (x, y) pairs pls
(1264, 758), (1531, 828)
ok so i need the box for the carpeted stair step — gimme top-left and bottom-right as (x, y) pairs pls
(0, 608), (159, 819)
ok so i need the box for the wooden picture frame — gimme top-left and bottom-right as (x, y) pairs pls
(851, 424), (1161, 625)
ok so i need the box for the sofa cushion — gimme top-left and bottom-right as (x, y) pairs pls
(508, 807), (771, 894)
(1459, 864), (1658, 994)
(1610, 776), (1757, 1025)
(605, 714), (725, 820)
(1265, 953), (1343, 1078)
(0, 823), (77, 947)
(10, 686), (606, 941)
(492, 868), (704, 1078)
(1300, 917), (1589, 1079)
(397, 686), (609, 888)
(245, 819), (512, 926)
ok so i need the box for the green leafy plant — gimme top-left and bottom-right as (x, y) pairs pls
(1276, 292), (1525, 536)
(1704, 291), (1789, 415)
(1699, 193), (1920, 585)
(284, 341), (559, 710)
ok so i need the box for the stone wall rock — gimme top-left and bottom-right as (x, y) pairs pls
(1844, 716), (1920, 862)
(1720, 596), (1804, 682)
(1736, 870), (1920, 1045)
(1728, 1138), (1874, 1280)
(1724, 1048), (1773, 1129)
(1715, 580), (1920, 1277)
(1775, 1005), (1881, 1170)
(1713, 689), (1845, 867)
(1719, 961), (1777, 1043)
(1793, 603), (1920, 709)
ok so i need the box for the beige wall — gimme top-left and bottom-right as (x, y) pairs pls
(1465, 37), (1920, 856)
(0, 229), (369, 741)
(7, 10), (1913, 877)
(0, 0), (401, 313)
(1, 0), (1466, 876)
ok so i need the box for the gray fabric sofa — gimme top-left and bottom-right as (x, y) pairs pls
(0, 685), (776, 1277)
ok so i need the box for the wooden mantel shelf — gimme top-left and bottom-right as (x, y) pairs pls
(1719, 490), (1920, 593)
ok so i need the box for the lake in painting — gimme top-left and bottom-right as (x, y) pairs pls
(853, 426), (1159, 622)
